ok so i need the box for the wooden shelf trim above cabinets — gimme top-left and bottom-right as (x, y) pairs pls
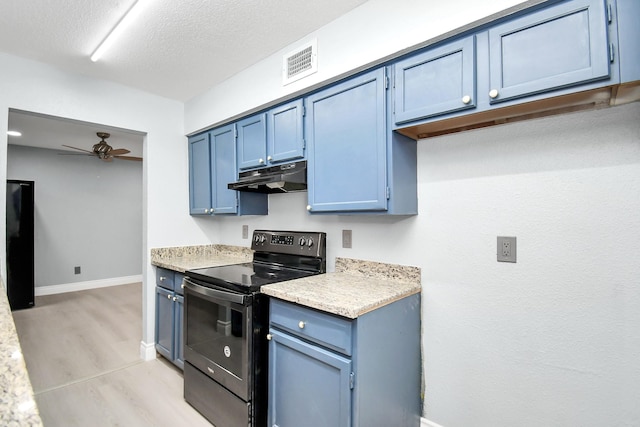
(395, 84), (638, 140)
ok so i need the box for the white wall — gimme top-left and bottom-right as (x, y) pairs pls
(185, 0), (529, 133)
(0, 52), (207, 348)
(184, 0), (640, 425)
(7, 144), (142, 286)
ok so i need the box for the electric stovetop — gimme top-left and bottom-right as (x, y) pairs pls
(186, 262), (318, 294)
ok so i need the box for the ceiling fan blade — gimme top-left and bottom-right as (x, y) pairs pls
(109, 148), (131, 155)
(114, 155), (143, 161)
(62, 144), (94, 154)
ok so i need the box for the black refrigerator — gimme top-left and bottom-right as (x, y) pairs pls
(6, 180), (35, 310)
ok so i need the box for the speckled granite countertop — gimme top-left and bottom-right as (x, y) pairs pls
(0, 278), (43, 426)
(261, 257), (421, 319)
(150, 244), (252, 272)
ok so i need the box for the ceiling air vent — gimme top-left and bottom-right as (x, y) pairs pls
(283, 40), (317, 85)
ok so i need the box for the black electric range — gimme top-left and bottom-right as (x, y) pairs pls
(182, 230), (326, 427)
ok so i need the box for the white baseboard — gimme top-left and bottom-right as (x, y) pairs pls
(35, 275), (143, 296)
(140, 341), (156, 361)
(422, 417), (444, 427)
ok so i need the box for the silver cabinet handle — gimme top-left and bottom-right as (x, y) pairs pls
(159, 276), (166, 282)
(266, 334), (272, 341)
(489, 89), (499, 99)
(267, 156), (272, 161)
(259, 158), (264, 164)
(462, 95), (471, 104)
(298, 321), (305, 329)
(306, 205), (312, 211)
(166, 294), (171, 300)
(204, 208), (209, 213)
(172, 296), (177, 302)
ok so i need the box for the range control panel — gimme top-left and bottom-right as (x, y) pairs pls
(251, 230), (326, 258)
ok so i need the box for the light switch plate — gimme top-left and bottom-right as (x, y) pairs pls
(342, 230), (352, 249)
(497, 236), (516, 263)
(242, 225), (249, 239)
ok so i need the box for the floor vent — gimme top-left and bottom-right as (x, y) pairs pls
(283, 39), (317, 85)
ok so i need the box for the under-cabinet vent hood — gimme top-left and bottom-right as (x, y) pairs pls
(228, 160), (307, 194)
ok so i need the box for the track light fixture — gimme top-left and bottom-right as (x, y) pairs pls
(91, 0), (148, 62)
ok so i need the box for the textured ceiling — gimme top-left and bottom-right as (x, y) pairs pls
(8, 110), (144, 157)
(0, 0), (369, 102)
(2, 0), (368, 155)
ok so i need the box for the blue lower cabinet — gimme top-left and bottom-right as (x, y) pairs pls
(155, 283), (184, 370)
(269, 330), (352, 427)
(268, 296), (421, 427)
(155, 287), (174, 360)
(173, 294), (184, 369)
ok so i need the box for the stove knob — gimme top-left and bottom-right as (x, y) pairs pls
(307, 237), (314, 248)
(259, 234), (266, 243)
(253, 234), (260, 243)
(299, 237), (306, 246)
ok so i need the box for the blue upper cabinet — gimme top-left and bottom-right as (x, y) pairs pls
(237, 113), (267, 170)
(188, 133), (211, 215)
(394, 36), (477, 125)
(616, 0), (640, 83)
(267, 99), (305, 164)
(306, 67), (417, 215)
(209, 124), (239, 214)
(487, 0), (611, 104)
(306, 68), (388, 213)
(188, 127), (267, 216)
(237, 100), (305, 171)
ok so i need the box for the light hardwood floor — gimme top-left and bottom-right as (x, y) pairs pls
(12, 283), (212, 427)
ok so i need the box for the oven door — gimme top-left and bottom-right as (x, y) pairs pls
(183, 277), (252, 401)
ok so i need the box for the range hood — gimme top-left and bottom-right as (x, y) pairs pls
(228, 160), (307, 194)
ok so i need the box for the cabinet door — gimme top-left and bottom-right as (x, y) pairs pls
(269, 330), (352, 427)
(174, 295), (184, 370)
(306, 68), (388, 213)
(188, 133), (212, 215)
(268, 99), (305, 164)
(210, 124), (238, 214)
(488, 0), (610, 103)
(237, 113), (267, 171)
(394, 36), (476, 125)
(155, 287), (174, 361)
(617, 0), (640, 83)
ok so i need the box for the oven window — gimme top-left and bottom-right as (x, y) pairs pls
(186, 293), (246, 379)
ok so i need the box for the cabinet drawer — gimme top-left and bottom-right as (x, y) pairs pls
(156, 268), (175, 291)
(270, 299), (352, 356)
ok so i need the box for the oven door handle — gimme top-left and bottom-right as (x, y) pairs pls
(183, 278), (247, 305)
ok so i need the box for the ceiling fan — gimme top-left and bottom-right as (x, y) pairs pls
(62, 132), (142, 162)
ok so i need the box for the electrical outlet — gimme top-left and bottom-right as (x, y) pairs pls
(74, 266), (81, 275)
(497, 236), (516, 263)
(242, 225), (249, 239)
(342, 229), (352, 249)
